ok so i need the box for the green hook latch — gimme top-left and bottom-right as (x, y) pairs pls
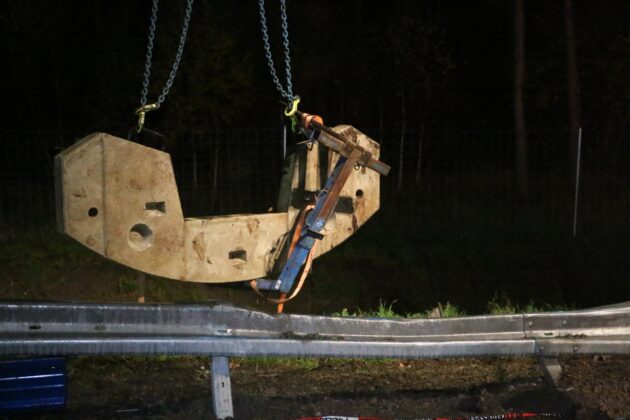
(283, 96), (300, 132)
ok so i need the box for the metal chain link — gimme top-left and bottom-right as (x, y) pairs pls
(139, 0), (194, 108)
(258, 0), (296, 101)
(158, 0), (194, 104)
(279, 0), (294, 99)
(140, 0), (159, 107)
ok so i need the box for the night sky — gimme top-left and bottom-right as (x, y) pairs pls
(1, 0), (628, 134)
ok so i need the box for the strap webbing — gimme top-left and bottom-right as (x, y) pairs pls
(250, 204), (316, 312)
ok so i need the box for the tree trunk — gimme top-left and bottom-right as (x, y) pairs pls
(564, 0), (581, 165)
(212, 114), (220, 213)
(415, 123), (425, 186)
(397, 74), (406, 192)
(513, 0), (528, 197)
(379, 77), (384, 142)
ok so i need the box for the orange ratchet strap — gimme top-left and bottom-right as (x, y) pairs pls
(250, 204), (316, 313)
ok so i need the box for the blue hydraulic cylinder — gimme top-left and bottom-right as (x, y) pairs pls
(273, 156), (349, 293)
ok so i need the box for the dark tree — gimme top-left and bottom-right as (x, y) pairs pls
(564, 0), (581, 164)
(513, 0), (528, 197)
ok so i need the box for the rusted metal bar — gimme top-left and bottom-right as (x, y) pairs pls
(307, 148), (363, 232)
(295, 110), (391, 176)
(269, 149), (363, 293)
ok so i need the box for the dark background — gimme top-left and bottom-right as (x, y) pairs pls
(1, 0), (628, 132)
(0, 0), (629, 314)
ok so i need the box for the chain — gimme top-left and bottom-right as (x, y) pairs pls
(139, 0), (194, 108)
(158, 0), (193, 104)
(279, 0), (294, 99)
(258, 0), (296, 101)
(140, 0), (159, 107)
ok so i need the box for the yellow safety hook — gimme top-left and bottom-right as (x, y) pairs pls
(284, 96), (300, 117)
(134, 102), (160, 133)
(283, 96), (300, 132)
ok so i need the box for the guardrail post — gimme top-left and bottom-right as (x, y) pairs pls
(538, 356), (562, 386)
(211, 356), (233, 419)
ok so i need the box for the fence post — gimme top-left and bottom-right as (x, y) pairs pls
(572, 127), (582, 238)
(211, 356), (233, 419)
(136, 271), (146, 304)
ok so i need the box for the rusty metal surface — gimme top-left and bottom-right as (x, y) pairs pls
(313, 126), (391, 176)
(311, 149), (363, 227)
(297, 112), (391, 176)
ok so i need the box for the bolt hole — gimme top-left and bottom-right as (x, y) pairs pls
(145, 201), (166, 214)
(128, 223), (153, 251)
(355, 189), (364, 199)
(229, 249), (247, 264)
(88, 207), (99, 217)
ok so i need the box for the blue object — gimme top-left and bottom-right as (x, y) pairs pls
(0, 357), (67, 414)
(274, 155), (348, 293)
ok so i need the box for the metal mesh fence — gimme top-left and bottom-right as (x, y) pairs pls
(1, 128), (628, 241)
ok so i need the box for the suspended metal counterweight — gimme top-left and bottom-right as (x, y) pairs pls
(54, 125), (384, 285)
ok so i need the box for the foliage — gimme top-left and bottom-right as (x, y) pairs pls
(334, 300), (464, 319)
(333, 300), (399, 318)
(487, 293), (572, 314)
(431, 302), (464, 318)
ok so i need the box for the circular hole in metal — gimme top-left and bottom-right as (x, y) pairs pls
(355, 189), (364, 199)
(128, 223), (153, 251)
(88, 207), (99, 217)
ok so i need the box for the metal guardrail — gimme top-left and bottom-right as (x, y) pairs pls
(1, 301), (629, 418)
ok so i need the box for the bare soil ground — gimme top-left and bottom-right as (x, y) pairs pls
(14, 354), (627, 419)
